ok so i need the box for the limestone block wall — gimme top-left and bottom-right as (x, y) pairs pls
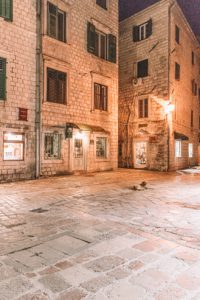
(41, 0), (118, 176)
(0, 0), (37, 182)
(119, 0), (170, 170)
(169, 4), (200, 170)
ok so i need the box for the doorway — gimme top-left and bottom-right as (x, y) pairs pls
(134, 142), (148, 169)
(73, 137), (85, 171)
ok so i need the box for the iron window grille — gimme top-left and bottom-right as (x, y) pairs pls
(96, 137), (107, 158)
(44, 133), (61, 160)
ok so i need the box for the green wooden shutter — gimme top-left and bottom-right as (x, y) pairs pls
(133, 26), (139, 42)
(0, 57), (6, 100)
(108, 34), (117, 63)
(146, 19), (152, 38)
(48, 2), (57, 38)
(5, 0), (12, 21)
(87, 22), (96, 54)
(0, 0), (2, 17)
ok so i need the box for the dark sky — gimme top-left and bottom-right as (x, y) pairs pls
(119, 0), (200, 36)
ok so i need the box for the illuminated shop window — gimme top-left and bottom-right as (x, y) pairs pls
(44, 133), (61, 159)
(96, 137), (107, 158)
(175, 140), (181, 158)
(3, 133), (24, 161)
(189, 143), (193, 158)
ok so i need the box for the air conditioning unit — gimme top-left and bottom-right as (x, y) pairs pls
(132, 78), (143, 86)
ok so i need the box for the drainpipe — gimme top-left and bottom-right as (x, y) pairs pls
(167, 1), (175, 171)
(35, 0), (42, 179)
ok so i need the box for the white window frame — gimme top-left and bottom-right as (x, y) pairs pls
(139, 22), (148, 41)
(188, 143), (193, 158)
(175, 140), (182, 158)
(3, 133), (25, 161)
(95, 30), (107, 59)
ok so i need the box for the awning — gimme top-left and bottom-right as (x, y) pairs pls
(65, 123), (109, 134)
(174, 131), (189, 141)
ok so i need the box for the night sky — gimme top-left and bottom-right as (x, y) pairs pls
(119, 0), (200, 37)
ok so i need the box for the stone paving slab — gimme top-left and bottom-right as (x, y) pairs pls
(0, 170), (200, 299)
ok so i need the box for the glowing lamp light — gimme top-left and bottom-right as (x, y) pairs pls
(164, 102), (175, 114)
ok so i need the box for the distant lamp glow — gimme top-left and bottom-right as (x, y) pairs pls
(164, 102), (175, 114)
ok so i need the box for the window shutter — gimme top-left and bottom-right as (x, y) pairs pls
(137, 59), (148, 78)
(0, 57), (6, 100)
(58, 11), (66, 42)
(139, 100), (143, 118)
(133, 26), (139, 42)
(87, 22), (96, 54)
(48, 3), (57, 38)
(0, 0), (2, 17)
(5, 0), (12, 21)
(146, 19), (152, 38)
(108, 34), (117, 63)
(144, 99), (148, 117)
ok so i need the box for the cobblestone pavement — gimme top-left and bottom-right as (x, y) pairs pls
(0, 169), (200, 299)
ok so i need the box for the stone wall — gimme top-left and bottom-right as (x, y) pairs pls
(119, 0), (170, 171)
(119, 0), (200, 171)
(41, 0), (118, 176)
(0, 0), (37, 182)
(169, 3), (200, 170)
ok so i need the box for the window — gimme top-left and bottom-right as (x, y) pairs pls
(175, 140), (181, 158)
(47, 68), (67, 104)
(192, 51), (195, 65)
(137, 59), (148, 78)
(96, 137), (107, 158)
(0, 57), (6, 100)
(133, 19), (152, 42)
(0, 0), (12, 21)
(44, 133), (61, 159)
(175, 25), (180, 44)
(47, 2), (66, 42)
(95, 31), (107, 59)
(191, 110), (194, 128)
(94, 83), (108, 111)
(96, 0), (107, 10)
(138, 99), (148, 118)
(87, 22), (117, 63)
(3, 133), (24, 161)
(192, 80), (197, 95)
(189, 143), (193, 158)
(175, 63), (180, 80)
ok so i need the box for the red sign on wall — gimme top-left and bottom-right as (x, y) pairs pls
(19, 108), (28, 121)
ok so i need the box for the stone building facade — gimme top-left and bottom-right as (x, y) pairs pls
(119, 0), (200, 171)
(0, 0), (37, 182)
(39, 0), (118, 176)
(0, 0), (118, 182)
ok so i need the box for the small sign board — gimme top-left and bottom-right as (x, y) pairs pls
(19, 108), (28, 121)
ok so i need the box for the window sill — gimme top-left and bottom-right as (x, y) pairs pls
(96, 5), (108, 11)
(45, 35), (70, 46)
(44, 101), (67, 106)
(91, 109), (110, 115)
(95, 158), (110, 162)
(89, 53), (116, 65)
(43, 159), (63, 164)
